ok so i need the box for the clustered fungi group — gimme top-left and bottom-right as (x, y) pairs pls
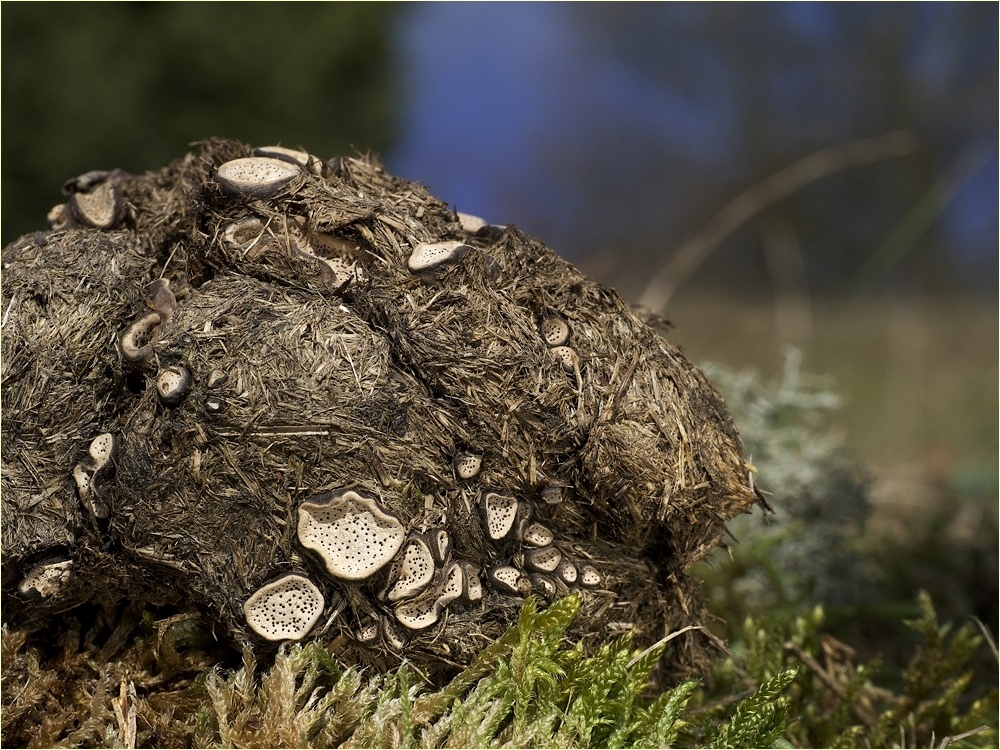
(47, 149), (607, 646)
(257, 480), (603, 642)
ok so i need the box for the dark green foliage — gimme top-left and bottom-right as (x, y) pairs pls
(690, 594), (996, 749)
(706, 669), (797, 748)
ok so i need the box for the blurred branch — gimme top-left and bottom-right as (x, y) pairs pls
(638, 131), (919, 311)
(849, 141), (994, 295)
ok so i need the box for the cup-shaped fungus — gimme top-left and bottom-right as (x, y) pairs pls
(525, 546), (562, 573)
(549, 345), (579, 372)
(253, 145), (321, 173)
(423, 528), (451, 565)
(557, 559), (578, 585)
(204, 396), (225, 415)
(456, 212), (488, 234)
(214, 157), (300, 198)
(207, 369), (229, 389)
(47, 203), (71, 230)
(297, 490), (405, 581)
(74, 432), (117, 519)
(387, 537), (435, 602)
(460, 562), (483, 603)
(435, 563), (465, 608)
(68, 181), (122, 230)
(243, 574), (325, 642)
(299, 232), (369, 287)
(381, 616), (409, 650)
(356, 618), (379, 644)
(454, 452), (482, 480)
(481, 493), (519, 540)
(119, 312), (162, 373)
(540, 317), (570, 347)
(521, 522), (554, 548)
(18, 559), (73, 599)
(529, 574), (558, 596)
(487, 565), (525, 596)
(540, 484), (567, 505)
(408, 240), (472, 272)
(326, 255), (363, 288)
(223, 217), (266, 252)
(156, 366), (192, 407)
(394, 596), (440, 631)
(579, 564), (602, 588)
(83, 433), (117, 472)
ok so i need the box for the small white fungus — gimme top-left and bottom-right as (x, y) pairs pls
(487, 565), (524, 595)
(549, 345), (579, 372)
(456, 211), (488, 233)
(243, 574), (325, 642)
(454, 452), (482, 480)
(120, 312), (162, 367)
(387, 537), (436, 602)
(156, 365), (192, 407)
(521, 522), (553, 548)
(579, 564), (602, 588)
(215, 157), (300, 198)
(356, 619), (379, 643)
(525, 546), (562, 573)
(394, 597), (440, 631)
(70, 182), (120, 229)
(541, 484), (566, 505)
(462, 563), (483, 603)
(425, 528), (451, 565)
(18, 560), (73, 598)
(253, 145), (321, 172)
(557, 559), (578, 585)
(482, 493), (518, 540)
(530, 574), (557, 596)
(436, 562), (465, 608)
(540, 317), (570, 347)
(408, 240), (472, 272)
(222, 217), (265, 252)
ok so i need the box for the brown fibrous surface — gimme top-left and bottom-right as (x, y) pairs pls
(2, 139), (760, 744)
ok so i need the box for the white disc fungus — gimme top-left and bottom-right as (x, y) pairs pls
(487, 565), (524, 595)
(243, 574), (325, 642)
(297, 490), (405, 581)
(525, 546), (562, 573)
(387, 537), (436, 602)
(454, 452), (482, 479)
(408, 240), (472, 272)
(549, 345), (579, 372)
(482, 493), (518, 540)
(521, 522), (553, 548)
(214, 157), (300, 198)
(580, 564), (602, 588)
(540, 317), (570, 347)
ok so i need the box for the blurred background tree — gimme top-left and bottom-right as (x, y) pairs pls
(4, 3), (995, 298)
(389, 3), (997, 298)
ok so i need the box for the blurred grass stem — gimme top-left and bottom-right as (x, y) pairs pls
(639, 131), (918, 312)
(850, 141), (994, 295)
